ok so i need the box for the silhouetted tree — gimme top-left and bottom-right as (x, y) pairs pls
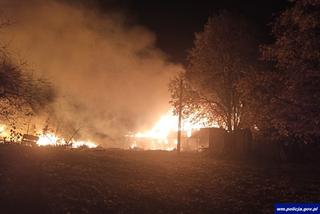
(0, 15), (55, 126)
(170, 12), (259, 132)
(241, 0), (320, 142)
(0, 53), (55, 125)
(169, 74), (218, 127)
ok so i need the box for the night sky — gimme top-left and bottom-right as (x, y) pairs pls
(69, 0), (290, 63)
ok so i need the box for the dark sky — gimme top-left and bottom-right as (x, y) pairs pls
(70, 0), (290, 63)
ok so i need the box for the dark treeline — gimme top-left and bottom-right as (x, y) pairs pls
(169, 0), (320, 161)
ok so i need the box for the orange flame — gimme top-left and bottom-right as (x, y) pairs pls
(128, 109), (218, 150)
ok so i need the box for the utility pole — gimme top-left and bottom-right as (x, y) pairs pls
(177, 78), (183, 152)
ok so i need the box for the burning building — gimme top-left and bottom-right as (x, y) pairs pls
(126, 109), (220, 151)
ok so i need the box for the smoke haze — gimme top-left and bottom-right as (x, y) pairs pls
(0, 0), (182, 147)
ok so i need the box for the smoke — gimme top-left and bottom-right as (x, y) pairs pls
(0, 0), (182, 147)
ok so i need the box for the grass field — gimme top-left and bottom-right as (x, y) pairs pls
(0, 144), (319, 214)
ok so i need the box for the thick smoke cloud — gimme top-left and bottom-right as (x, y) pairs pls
(0, 0), (182, 147)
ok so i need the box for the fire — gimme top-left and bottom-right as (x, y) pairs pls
(37, 133), (63, 146)
(71, 140), (97, 149)
(36, 133), (97, 148)
(0, 123), (97, 149)
(128, 109), (218, 150)
(0, 124), (9, 138)
(135, 113), (177, 140)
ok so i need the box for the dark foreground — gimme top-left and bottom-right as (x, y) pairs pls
(0, 145), (319, 214)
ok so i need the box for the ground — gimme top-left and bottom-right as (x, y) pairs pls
(0, 144), (319, 214)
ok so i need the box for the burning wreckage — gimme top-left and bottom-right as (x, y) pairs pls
(0, 110), (251, 153)
(126, 110), (252, 153)
(0, 124), (98, 149)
